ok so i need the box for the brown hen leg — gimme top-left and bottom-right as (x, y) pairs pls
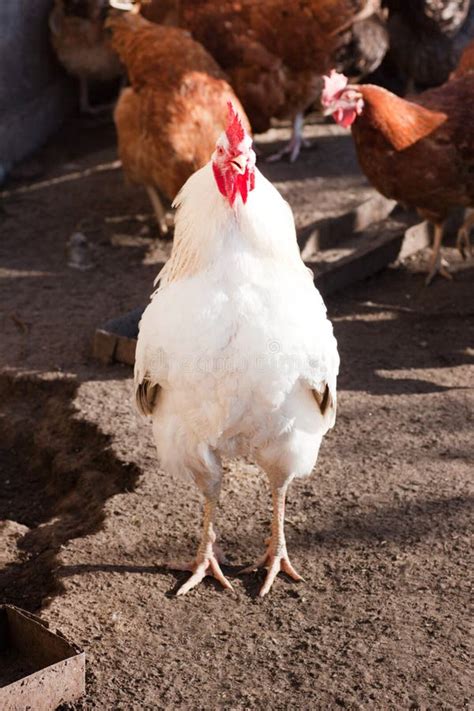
(426, 222), (453, 285)
(170, 497), (233, 596)
(241, 479), (303, 597)
(457, 209), (474, 259)
(146, 185), (170, 236)
(266, 113), (310, 163)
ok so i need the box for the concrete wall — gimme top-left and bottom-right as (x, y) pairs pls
(0, 0), (71, 180)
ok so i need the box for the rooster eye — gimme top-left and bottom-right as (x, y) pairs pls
(217, 146), (224, 155)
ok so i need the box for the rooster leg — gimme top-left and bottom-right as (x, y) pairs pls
(241, 479), (303, 597)
(171, 497), (233, 596)
(426, 222), (453, 286)
(266, 113), (309, 163)
(146, 185), (170, 236)
(456, 209), (474, 259)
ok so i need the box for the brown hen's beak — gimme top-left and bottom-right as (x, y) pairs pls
(230, 154), (247, 174)
(109, 0), (136, 10)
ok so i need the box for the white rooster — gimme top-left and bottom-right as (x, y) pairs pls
(134, 105), (339, 597)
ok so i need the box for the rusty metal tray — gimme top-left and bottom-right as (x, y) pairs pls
(0, 605), (85, 711)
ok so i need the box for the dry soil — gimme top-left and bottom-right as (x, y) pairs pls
(0, 116), (472, 710)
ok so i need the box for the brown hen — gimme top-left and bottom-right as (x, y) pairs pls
(139, 0), (384, 161)
(323, 70), (474, 283)
(49, 0), (123, 114)
(107, 10), (250, 234)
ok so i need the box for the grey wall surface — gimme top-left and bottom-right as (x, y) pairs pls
(0, 0), (71, 179)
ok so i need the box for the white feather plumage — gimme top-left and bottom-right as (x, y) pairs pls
(134, 156), (339, 595)
(135, 162), (339, 486)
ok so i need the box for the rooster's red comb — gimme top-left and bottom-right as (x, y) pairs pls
(226, 102), (246, 148)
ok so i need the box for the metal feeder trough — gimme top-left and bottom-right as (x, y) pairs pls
(0, 605), (85, 711)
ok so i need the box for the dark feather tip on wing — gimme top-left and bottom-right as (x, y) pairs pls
(136, 379), (160, 416)
(313, 384), (332, 416)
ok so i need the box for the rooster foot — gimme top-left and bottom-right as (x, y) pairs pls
(170, 545), (233, 596)
(240, 543), (304, 597)
(425, 258), (453, 286)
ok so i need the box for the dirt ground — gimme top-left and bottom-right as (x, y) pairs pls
(0, 116), (473, 710)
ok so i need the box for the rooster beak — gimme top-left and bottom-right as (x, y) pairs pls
(230, 154), (247, 174)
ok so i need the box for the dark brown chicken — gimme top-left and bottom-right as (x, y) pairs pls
(107, 10), (250, 234)
(323, 69), (474, 283)
(335, 11), (389, 80)
(383, 0), (471, 91)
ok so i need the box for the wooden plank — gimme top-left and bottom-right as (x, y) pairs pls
(93, 212), (430, 366)
(92, 307), (144, 366)
(312, 213), (429, 296)
(299, 194), (397, 257)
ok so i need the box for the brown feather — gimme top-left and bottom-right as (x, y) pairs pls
(351, 75), (474, 224)
(143, 0), (382, 132)
(451, 39), (474, 80)
(107, 12), (250, 201)
(357, 85), (447, 151)
(49, 0), (122, 81)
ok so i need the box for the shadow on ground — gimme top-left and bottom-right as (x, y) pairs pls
(331, 266), (474, 396)
(0, 373), (140, 611)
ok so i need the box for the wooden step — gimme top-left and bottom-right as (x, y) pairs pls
(311, 210), (429, 296)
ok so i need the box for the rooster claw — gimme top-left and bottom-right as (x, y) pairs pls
(170, 553), (234, 596)
(240, 549), (304, 597)
(168, 540), (232, 595)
